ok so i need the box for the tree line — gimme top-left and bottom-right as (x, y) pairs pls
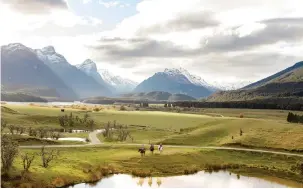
(58, 112), (95, 131)
(102, 120), (133, 142)
(173, 99), (303, 111)
(1, 119), (62, 140)
(287, 112), (303, 123)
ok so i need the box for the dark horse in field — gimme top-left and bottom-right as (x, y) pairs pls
(138, 146), (146, 157)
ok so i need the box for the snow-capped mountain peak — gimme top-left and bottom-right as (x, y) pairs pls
(3, 43), (32, 53)
(162, 67), (218, 91)
(98, 69), (138, 93)
(210, 81), (252, 91)
(41, 46), (56, 54)
(76, 59), (97, 72)
(35, 46), (67, 65)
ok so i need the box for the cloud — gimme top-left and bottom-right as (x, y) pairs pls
(203, 18), (303, 53)
(89, 16), (303, 62)
(83, 0), (92, 4)
(2, 0), (303, 84)
(0, 0), (68, 14)
(98, 0), (129, 8)
(136, 11), (219, 35)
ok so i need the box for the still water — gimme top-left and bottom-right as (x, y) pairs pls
(70, 171), (296, 188)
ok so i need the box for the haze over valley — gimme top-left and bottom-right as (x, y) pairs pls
(1, 1), (303, 188)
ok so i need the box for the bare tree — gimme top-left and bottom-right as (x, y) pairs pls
(1, 134), (19, 174)
(15, 126), (21, 135)
(21, 152), (36, 172)
(86, 119), (95, 131)
(8, 125), (15, 135)
(37, 128), (48, 139)
(50, 132), (61, 140)
(117, 126), (130, 141)
(83, 113), (89, 123)
(19, 127), (25, 135)
(68, 113), (74, 127)
(28, 127), (38, 137)
(240, 129), (243, 136)
(103, 121), (112, 138)
(40, 146), (59, 168)
(58, 116), (65, 127)
(1, 119), (7, 132)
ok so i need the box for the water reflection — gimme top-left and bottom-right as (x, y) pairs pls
(71, 171), (293, 188)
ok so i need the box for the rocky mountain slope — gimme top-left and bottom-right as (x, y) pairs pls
(35, 46), (112, 98)
(1, 43), (78, 100)
(207, 61), (303, 102)
(99, 69), (138, 94)
(134, 68), (214, 98)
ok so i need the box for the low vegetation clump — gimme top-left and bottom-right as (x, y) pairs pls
(1, 134), (19, 175)
(119, 105), (126, 111)
(58, 113), (95, 131)
(131, 170), (151, 177)
(287, 112), (303, 124)
(102, 121), (132, 142)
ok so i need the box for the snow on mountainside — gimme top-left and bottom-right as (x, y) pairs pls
(3, 43), (30, 53)
(35, 46), (68, 65)
(162, 68), (218, 91)
(76, 59), (98, 73)
(99, 69), (138, 93)
(211, 81), (252, 91)
(160, 68), (250, 91)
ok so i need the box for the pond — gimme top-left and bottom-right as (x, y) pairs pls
(70, 171), (301, 188)
(57, 137), (86, 142)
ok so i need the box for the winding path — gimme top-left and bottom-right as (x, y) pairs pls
(19, 130), (303, 158)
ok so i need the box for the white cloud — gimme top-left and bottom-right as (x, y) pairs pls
(86, 0), (303, 83)
(98, 0), (129, 8)
(1, 0), (303, 84)
(83, 0), (92, 4)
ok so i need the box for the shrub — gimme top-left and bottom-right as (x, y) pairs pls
(131, 169), (151, 177)
(40, 146), (59, 168)
(120, 105), (126, 111)
(93, 107), (100, 112)
(52, 177), (65, 188)
(1, 134), (19, 174)
(21, 152), (36, 173)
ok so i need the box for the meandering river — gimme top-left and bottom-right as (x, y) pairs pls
(70, 171), (301, 188)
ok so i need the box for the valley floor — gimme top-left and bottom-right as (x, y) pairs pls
(1, 103), (303, 187)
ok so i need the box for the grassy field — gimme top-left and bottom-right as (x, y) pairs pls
(1, 104), (303, 187)
(142, 106), (303, 120)
(2, 146), (303, 188)
(2, 104), (303, 151)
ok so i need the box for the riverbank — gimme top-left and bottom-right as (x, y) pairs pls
(2, 146), (303, 188)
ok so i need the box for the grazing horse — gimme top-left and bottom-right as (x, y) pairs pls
(138, 146), (146, 157)
(150, 144), (155, 154)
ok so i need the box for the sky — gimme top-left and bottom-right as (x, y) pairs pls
(1, 0), (303, 85)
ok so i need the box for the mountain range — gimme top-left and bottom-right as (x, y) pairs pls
(2, 42), (302, 102)
(207, 61), (303, 102)
(1, 43), (141, 100)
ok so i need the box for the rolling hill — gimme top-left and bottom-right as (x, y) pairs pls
(121, 91), (196, 101)
(1, 92), (48, 102)
(207, 61), (303, 102)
